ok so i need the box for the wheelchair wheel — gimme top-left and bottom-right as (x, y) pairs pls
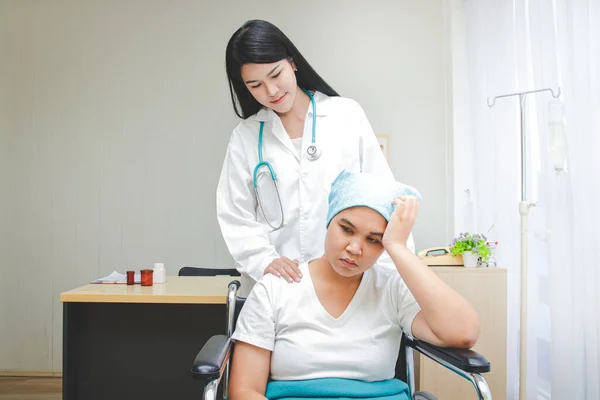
(413, 391), (438, 400)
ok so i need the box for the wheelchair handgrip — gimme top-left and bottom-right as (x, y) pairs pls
(191, 334), (232, 381)
(405, 337), (491, 374)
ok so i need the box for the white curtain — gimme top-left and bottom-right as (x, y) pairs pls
(451, 0), (600, 399)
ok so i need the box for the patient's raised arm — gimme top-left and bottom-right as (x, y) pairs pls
(383, 196), (480, 348)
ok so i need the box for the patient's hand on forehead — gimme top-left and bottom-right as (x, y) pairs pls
(382, 195), (420, 250)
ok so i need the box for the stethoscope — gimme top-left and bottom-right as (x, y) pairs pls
(253, 88), (321, 230)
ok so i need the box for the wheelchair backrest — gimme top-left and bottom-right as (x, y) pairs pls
(179, 266), (241, 277)
(232, 296), (246, 333)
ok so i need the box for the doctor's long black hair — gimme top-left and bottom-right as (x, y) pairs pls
(225, 19), (339, 119)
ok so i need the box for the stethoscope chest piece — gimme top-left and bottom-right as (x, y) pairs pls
(306, 144), (321, 161)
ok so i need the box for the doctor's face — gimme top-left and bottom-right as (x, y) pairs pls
(324, 207), (387, 279)
(240, 59), (299, 115)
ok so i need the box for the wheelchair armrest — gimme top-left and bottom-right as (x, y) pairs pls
(405, 337), (490, 374)
(191, 334), (233, 381)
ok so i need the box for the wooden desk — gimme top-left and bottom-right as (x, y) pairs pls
(415, 267), (507, 400)
(61, 276), (235, 400)
(60, 276), (234, 304)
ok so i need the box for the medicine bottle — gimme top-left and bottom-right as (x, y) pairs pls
(153, 263), (166, 284)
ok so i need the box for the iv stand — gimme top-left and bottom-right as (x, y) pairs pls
(487, 87), (561, 400)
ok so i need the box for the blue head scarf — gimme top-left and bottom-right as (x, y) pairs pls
(325, 170), (422, 227)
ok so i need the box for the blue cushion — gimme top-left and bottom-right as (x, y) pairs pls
(265, 378), (410, 400)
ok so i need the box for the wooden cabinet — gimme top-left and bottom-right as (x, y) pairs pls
(415, 267), (507, 400)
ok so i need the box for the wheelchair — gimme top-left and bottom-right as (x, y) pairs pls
(191, 281), (493, 400)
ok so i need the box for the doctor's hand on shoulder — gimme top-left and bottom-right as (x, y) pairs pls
(382, 196), (419, 252)
(264, 257), (303, 283)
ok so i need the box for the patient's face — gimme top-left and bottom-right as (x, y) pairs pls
(325, 207), (387, 278)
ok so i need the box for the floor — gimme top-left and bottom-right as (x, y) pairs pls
(0, 377), (61, 400)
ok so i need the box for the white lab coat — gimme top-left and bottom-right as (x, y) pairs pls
(217, 91), (415, 295)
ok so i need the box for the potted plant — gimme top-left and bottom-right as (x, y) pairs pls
(450, 232), (491, 267)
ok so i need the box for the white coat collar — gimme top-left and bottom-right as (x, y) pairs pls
(251, 90), (332, 123)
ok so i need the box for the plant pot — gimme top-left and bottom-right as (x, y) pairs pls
(462, 251), (478, 268)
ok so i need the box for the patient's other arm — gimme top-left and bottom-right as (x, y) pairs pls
(229, 341), (271, 400)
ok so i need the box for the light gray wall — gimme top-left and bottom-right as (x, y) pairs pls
(0, 0), (9, 370)
(0, 0), (452, 371)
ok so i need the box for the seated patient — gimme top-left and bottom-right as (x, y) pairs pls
(229, 171), (480, 399)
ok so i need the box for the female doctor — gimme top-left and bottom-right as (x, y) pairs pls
(217, 19), (414, 295)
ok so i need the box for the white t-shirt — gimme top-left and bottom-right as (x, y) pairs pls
(231, 262), (421, 382)
(291, 137), (303, 159)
